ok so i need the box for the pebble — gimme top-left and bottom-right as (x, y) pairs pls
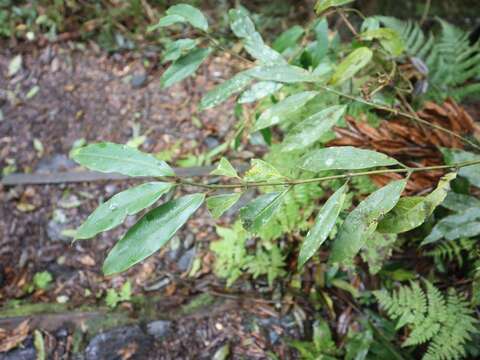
(146, 320), (172, 339)
(130, 73), (147, 88)
(177, 248), (196, 272)
(84, 326), (152, 360)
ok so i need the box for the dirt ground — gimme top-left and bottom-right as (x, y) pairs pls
(0, 43), (306, 359)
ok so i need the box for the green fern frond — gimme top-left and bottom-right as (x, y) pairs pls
(375, 281), (478, 360)
(376, 16), (480, 102)
(426, 238), (476, 266)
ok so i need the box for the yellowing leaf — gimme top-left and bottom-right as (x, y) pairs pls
(330, 47), (373, 85)
(315, 0), (355, 15)
(378, 173), (456, 234)
(210, 157), (238, 178)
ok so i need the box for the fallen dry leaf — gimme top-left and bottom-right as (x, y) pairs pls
(0, 320), (30, 353)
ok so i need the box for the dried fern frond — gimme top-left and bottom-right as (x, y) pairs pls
(328, 99), (477, 194)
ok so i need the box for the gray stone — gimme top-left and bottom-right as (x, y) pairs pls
(183, 233), (195, 250)
(84, 326), (152, 360)
(146, 320), (172, 339)
(177, 248), (196, 272)
(131, 73), (147, 88)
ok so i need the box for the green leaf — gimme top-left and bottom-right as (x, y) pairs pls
(75, 182), (173, 240)
(248, 65), (320, 83)
(441, 148), (480, 187)
(210, 157), (238, 178)
(315, 0), (355, 14)
(160, 47), (212, 88)
(298, 183), (348, 269)
(151, 14), (185, 29)
(240, 189), (289, 233)
(200, 71), (252, 110)
(228, 8), (286, 65)
(244, 159), (284, 182)
(442, 192), (480, 212)
(207, 193), (242, 219)
(33, 271), (53, 290)
(238, 81), (283, 103)
(330, 47), (373, 85)
(253, 91), (318, 132)
(378, 173), (457, 234)
(162, 39), (198, 63)
(71, 142), (175, 177)
(330, 179), (406, 264)
(103, 193), (205, 275)
(361, 231), (397, 274)
(282, 105), (346, 152)
(424, 208), (480, 244)
(360, 28), (405, 56)
(301, 146), (398, 172)
(272, 25), (305, 53)
(165, 4), (208, 31)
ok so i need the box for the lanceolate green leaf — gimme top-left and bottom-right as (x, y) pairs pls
(441, 148), (480, 187)
(301, 146), (398, 172)
(330, 179), (406, 265)
(330, 47), (373, 85)
(315, 0), (355, 15)
(210, 157), (238, 178)
(377, 173), (457, 234)
(165, 4), (208, 31)
(248, 65), (320, 83)
(272, 25), (305, 53)
(298, 183), (348, 269)
(103, 193), (205, 275)
(424, 207), (480, 244)
(71, 142), (175, 177)
(206, 193), (242, 219)
(282, 105), (346, 152)
(75, 182), (173, 240)
(162, 39), (198, 63)
(238, 81), (283, 103)
(200, 72), (252, 110)
(253, 91), (318, 132)
(228, 8), (286, 65)
(160, 47), (212, 88)
(240, 189), (289, 233)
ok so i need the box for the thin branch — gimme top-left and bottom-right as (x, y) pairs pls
(176, 159), (480, 190)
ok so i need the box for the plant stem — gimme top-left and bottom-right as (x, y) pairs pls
(176, 159), (480, 190)
(318, 85), (480, 151)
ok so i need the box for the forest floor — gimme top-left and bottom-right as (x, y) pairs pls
(0, 43), (304, 359)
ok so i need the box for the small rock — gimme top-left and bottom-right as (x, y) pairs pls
(56, 328), (69, 339)
(177, 248), (196, 272)
(105, 184), (117, 195)
(146, 320), (172, 339)
(204, 136), (220, 149)
(47, 219), (70, 242)
(130, 73), (147, 88)
(36, 154), (76, 173)
(84, 326), (152, 360)
(183, 233), (195, 250)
